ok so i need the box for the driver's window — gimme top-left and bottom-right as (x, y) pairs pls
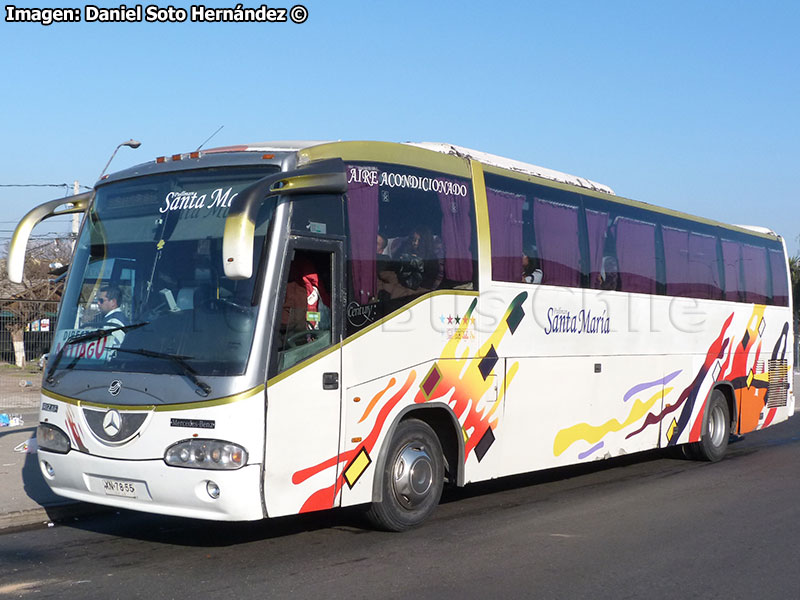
(277, 249), (334, 371)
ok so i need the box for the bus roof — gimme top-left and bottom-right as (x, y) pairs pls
(106, 140), (779, 243)
(204, 141), (331, 154)
(406, 142), (615, 195)
(218, 140), (615, 195)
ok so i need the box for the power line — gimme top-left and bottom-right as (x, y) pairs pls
(0, 219), (72, 224)
(0, 183), (92, 191)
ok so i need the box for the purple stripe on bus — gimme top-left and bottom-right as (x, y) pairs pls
(623, 369), (682, 403)
(578, 441), (604, 460)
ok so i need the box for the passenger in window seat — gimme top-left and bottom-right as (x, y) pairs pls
(378, 226), (444, 299)
(598, 255), (620, 291)
(522, 253), (543, 284)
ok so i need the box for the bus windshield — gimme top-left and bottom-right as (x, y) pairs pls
(50, 167), (277, 384)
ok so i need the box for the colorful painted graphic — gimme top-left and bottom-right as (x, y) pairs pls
(556, 306), (791, 459)
(554, 370), (681, 458)
(292, 292), (529, 512)
(293, 296), (791, 510)
(65, 405), (89, 453)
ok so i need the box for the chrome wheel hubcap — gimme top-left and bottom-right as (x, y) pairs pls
(708, 403), (726, 448)
(392, 443), (434, 509)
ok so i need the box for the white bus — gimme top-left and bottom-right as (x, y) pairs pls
(9, 141), (795, 530)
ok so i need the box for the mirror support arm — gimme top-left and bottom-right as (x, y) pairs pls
(7, 191), (93, 283)
(223, 159), (347, 279)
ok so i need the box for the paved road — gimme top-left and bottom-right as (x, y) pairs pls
(0, 410), (66, 520)
(2, 410), (799, 599)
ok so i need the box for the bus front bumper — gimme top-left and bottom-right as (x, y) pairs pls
(37, 450), (264, 521)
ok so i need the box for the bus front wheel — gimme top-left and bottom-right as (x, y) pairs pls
(693, 390), (731, 462)
(366, 419), (444, 531)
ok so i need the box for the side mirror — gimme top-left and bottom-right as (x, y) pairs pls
(7, 192), (93, 283)
(223, 159), (347, 279)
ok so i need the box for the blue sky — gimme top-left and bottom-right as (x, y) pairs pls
(2, 0), (798, 254)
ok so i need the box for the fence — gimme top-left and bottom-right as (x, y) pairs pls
(0, 299), (55, 410)
(0, 298), (59, 365)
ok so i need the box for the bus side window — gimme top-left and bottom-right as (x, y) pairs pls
(343, 162), (476, 337)
(615, 217), (658, 295)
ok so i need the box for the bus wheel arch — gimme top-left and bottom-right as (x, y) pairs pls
(366, 404), (462, 531)
(714, 382), (738, 435)
(694, 387), (732, 462)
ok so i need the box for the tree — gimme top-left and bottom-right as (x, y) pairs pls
(0, 238), (72, 367)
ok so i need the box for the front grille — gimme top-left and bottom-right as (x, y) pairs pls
(83, 407), (148, 444)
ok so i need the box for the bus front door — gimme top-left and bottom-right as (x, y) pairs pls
(263, 242), (344, 518)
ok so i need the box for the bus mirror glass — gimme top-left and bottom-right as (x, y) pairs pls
(7, 191), (92, 284)
(222, 173), (283, 280)
(223, 211), (257, 279)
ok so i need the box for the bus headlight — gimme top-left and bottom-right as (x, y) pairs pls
(37, 423), (71, 454)
(164, 439), (248, 470)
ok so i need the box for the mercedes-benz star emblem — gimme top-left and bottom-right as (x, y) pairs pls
(102, 410), (122, 437)
(108, 380), (122, 396)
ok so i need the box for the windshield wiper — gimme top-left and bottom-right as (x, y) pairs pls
(112, 348), (211, 397)
(46, 322), (150, 383)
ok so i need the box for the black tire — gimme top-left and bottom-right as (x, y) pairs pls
(679, 443), (698, 460)
(692, 390), (731, 462)
(365, 419), (444, 532)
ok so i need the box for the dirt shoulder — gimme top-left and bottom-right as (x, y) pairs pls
(0, 365), (43, 411)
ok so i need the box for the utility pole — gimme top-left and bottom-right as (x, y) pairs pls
(72, 180), (81, 249)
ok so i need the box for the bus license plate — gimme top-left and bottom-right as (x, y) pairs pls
(102, 478), (137, 498)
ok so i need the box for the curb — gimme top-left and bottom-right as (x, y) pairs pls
(0, 502), (107, 533)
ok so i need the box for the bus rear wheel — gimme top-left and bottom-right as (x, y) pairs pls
(366, 419), (444, 532)
(692, 390), (731, 462)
